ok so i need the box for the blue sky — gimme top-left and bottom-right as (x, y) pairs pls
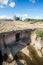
(0, 0), (43, 19)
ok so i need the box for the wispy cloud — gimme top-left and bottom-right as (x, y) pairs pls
(9, 2), (15, 8)
(16, 14), (29, 20)
(29, 0), (36, 3)
(24, 8), (32, 11)
(0, 5), (4, 8)
(15, 14), (41, 19)
(0, 0), (15, 8)
(0, 0), (9, 8)
(0, 0), (9, 5)
(0, 15), (12, 19)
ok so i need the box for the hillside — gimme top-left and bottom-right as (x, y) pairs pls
(0, 19), (43, 65)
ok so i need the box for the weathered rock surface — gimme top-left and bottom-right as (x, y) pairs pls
(2, 31), (43, 65)
(31, 32), (43, 57)
(2, 60), (17, 65)
(15, 32), (43, 65)
(0, 20), (43, 65)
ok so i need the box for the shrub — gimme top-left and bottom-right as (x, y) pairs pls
(13, 16), (20, 21)
(23, 18), (30, 22)
(36, 30), (43, 37)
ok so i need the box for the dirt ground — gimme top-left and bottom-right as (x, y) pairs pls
(0, 20), (43, 33)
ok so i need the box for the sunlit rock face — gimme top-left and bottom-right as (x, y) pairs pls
(2, 31), (43, 65)
(31, 32), (43, 57)
(14, 32), (43, 65)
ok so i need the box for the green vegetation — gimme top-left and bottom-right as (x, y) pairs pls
(13, 16), (20, 21)
(23, 18), (31, 22)
(23, 18), (43, 22)
(13, 15), (43, 22)
(36, 30), (43, 37)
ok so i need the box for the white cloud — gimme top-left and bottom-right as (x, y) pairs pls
(0, 15), (7, 19)
(22, 14), (29, 20)
(23, 14), (28, 17)
(0, 0), (9, 5)
(16, 14), (29, 20)
(0, 0), (9, 8)
(34, 16), (42, 19)
(0, 0), (16, 8)
(29, 0), (36, 3)
(16, 14), (28, 17)
(9, 2), (15, 8)
(0, 5), (4, 8)
(0, 15), (12, 19)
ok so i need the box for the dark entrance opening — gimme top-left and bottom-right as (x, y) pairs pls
(0, 50), (3, 65)
(16, 33), (20, 42)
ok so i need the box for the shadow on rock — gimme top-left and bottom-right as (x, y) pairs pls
(15, 45), (43, 65)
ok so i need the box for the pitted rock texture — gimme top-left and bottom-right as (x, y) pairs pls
(31, 32), (43, 57)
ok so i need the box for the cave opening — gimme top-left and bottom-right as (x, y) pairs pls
(0, 50), (3, 65)
(16, 33), (20, 42)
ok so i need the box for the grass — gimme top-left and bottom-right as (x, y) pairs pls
(35, 30), (43, 38)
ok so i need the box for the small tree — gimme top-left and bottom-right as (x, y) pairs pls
(13, 16), (20, 21)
